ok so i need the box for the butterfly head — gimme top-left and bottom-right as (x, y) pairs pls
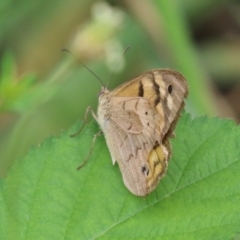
(97, 86), (111, 112)
(98, 86), (110, 99)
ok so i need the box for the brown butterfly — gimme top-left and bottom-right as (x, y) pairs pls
(87, 68), (188, 196)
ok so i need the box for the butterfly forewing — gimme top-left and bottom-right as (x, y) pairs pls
(111, 69), (188, 137)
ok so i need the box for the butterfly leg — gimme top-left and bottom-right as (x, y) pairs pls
(70, 106), (97, 137)
(77, 130), (102, 170)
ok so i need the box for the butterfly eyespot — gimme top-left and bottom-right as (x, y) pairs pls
(141, 165), (149, 176)
(168, 84), (173, 94)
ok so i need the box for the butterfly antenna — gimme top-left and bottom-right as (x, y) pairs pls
(106, 45), (131, 88)
(61, 49), (105, 87)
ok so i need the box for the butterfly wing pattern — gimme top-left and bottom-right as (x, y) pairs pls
(97, 69), (188, 196)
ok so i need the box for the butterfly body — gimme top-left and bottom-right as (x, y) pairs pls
(96, 69), (188, 196)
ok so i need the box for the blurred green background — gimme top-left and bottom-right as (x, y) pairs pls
(1, 0), (240, 176)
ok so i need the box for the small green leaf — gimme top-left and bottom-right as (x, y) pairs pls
(0, 53), (36, 112)
(1, 114), (240, 239)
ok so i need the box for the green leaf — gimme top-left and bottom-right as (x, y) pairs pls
(0, 53), (36, 112)
(1, 113), (240, 239)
